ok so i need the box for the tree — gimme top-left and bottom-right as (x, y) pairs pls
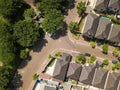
(23, 8), (35, 19)
(102, 43), (108, 54)
(75, 53), (85, 64)
(42, 9), (64, 34)
(36, 0), (66, 14)
(69, 21), (79, 33)
(77, 2), (86, 16)
(13, 20), (40, 47)
(0, 0), (23, 19)
(0, 16), (15, 65)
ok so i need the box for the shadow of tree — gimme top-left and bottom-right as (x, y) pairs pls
(11, 71), (23, 90)
(33, 38), (48, 52)
(63, 0), (76, 16)
(51, 22), (68, 40)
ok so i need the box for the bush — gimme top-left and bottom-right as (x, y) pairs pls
(111, 65), (116, 71)
(54, 52), (62, 58)
(75, 53), (85, 64)
(103, 59), (109, 66)
(48, 54), (53, 59)
(32, 73), (39, 80)
(87, 55), (96, 64)
(102, 43), (108, 54)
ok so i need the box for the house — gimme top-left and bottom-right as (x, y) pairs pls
(108, 24), (120, 44)
(95, 16), (112, 40)
(108, 0), (120, 12)
(62, 53), (72, 62)
(117, 81), (120, 90)
(104, 72), (120, 90)
(92, 67), (108, 89)
(79, 64), (96, 85)
(67, 63), (82, 81)
(94, 0), (110, 12)
(82, 13), (100, 38)
(44, 85), (56, 90)
(52, 59), (69, 82)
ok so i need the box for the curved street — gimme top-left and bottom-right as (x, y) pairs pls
(14, 0), (117, 90)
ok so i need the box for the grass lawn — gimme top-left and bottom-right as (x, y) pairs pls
(79, 16), (86, 32)
(47, 58), (56, 67)
(105, 14), (115, 19)
(72, 33), (80, 40)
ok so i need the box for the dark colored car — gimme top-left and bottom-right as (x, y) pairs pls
(85, 53), (91, 57)
(112, 60), (118, 64)
(118, 57), (120, 61)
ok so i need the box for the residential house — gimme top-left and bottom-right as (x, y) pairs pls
(108, 0), (120, 12)
(62, 53), (72, 62)
(82, 13), (100, 38)
(104, 72), (120, 90)
(108, 24), (120, 44)
(92, 67), (108, 89)
(94, 0), (110, 12)
(67, 63), (82, 81)
(52, 59), (69, 82)
(44, 85), (56, 90)
(79, 64), (96, 85)
(95, 16), (112, 40)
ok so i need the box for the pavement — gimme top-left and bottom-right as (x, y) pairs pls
(13, 0), (117, 90)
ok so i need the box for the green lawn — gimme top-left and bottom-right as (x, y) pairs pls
(79, 16), (86, 32)
(47, 58), (56, 67)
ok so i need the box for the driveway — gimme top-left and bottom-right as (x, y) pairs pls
(13, 0), (117, 90)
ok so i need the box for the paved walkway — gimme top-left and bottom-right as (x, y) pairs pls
(14, 0), (118, 90)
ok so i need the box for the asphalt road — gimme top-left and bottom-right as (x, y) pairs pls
(13, 0), (117, 90)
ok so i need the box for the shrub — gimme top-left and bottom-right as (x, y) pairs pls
(115, 62), (120, 69)
(87, 55), (96, 64)
(90, 40), (96, 48)
(113, 47), (120, 57)
(69, 21), (79, 33)
(48, 54), (53, 59)
(75, 53), (85, 64)
(32, 73), (39, 80)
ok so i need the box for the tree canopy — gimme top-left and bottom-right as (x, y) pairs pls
(0, 0), (23, 19)
(42, 9), (64, 34)
(77, 2), (86, 16)
(13, 20), (40, 47)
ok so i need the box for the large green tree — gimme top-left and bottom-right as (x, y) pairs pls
(0, 16), (15, 65)
(42, 9), (64, 34)
(36, 0), (66, 13)
(0, 0), (23, 19)
(13, 20), (40, 47)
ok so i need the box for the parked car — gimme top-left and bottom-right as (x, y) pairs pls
(112, 60), (118, 64)
(118, 57), (120, 62)
(85, 53), (91, 57)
